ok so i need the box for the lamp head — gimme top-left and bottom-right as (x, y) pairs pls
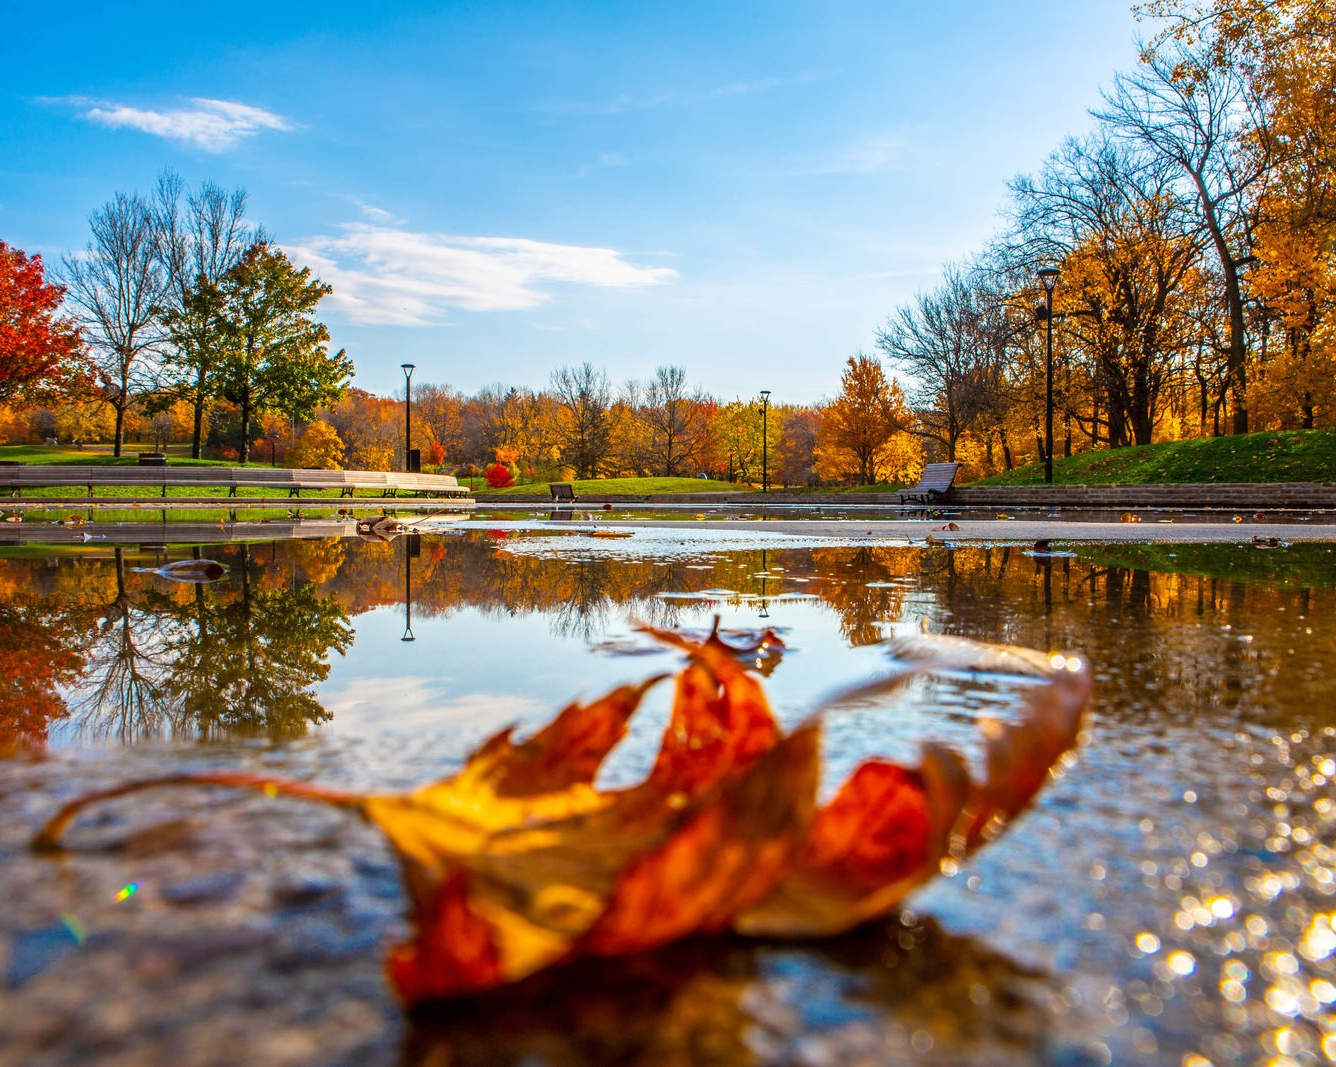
(401, 362), (416, 380)
(759, 389), (771, 404)
(1037, 267), (1061, 293)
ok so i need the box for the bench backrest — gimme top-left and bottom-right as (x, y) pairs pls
(914, 462), (960, 490)
(550, 482), (576, 500)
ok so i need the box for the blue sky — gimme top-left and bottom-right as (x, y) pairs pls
(3, 1), (1147, 404)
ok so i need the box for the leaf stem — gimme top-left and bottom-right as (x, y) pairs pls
(31, 772), (364, 852)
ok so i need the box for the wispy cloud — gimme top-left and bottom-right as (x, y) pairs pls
(52, 96), (290, 151)
(578, 151), (629, 177)
(808, 132), (910, 175)
(285, 224), (678, 326)
(347, 197), (401, 224)
(550, 70), (830, 115)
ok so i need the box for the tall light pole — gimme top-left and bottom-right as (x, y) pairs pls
(1037, 267), (1061, 485)
(759, 389), (771, 494)
(400, 362), (416, 472)
(267, 432), (279, 468)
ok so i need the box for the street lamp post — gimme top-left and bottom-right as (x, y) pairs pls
(759, 390), (771, 494)
(1037, 267), (1061, 485)
(400, 363), (416, 472)
(267, 432), (279, 468)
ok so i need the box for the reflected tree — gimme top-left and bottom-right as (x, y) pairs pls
(0, 600), (88, 753)
(162, 544), (353, 738)
(70, 548), (188, 741)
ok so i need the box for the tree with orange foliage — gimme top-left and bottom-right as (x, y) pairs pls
(1137, 0), (1336, 429)
(0, 240), (83, 404)
(1010, 135), (1210, 446)
(816, 354), (918, 485)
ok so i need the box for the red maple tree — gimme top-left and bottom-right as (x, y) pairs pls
(0, 240), (83, 403)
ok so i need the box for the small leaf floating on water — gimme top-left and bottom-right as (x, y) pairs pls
(356, 515), (407, 541)
(131, 559), (228, 583)
(32, 624), (1092, 1007)
(594, 619), (785, 661)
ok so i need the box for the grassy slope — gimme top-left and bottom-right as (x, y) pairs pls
(977, 429), (1336, 485)
(1076, 541), (1336, 587)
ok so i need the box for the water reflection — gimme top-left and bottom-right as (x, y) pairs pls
(1, 531), (1334, 1065)
(5, 535), (1336, 752)
(400, 917), (1051, 1067)
(0, 543), (354, 748)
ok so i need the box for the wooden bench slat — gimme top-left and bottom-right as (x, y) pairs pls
(897, 462), (960, 505)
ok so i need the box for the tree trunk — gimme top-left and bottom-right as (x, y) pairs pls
(191, 366), (208, 459)
(1190, 171), (1249, 434)
(239, 387), (252, 465)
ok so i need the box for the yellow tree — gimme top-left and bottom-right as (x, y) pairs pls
(1244, 13), (1336, 425)
(708, 398), (765, 483)
(815, 354), (919, 485)
(53, 400), (116, 448)
(286, 419), (345, 470)
(1139, 0), (1336, 428)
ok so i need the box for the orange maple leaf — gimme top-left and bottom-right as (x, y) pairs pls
(33, 624), (1092, 1006)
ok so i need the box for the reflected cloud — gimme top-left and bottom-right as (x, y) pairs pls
(321, 679), (548, 738)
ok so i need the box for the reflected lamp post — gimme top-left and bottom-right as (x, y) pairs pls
(267, 432), (279, 468)
(402, 533), (420, 643)
(758, 547), (770, 618)
(401, 362), (416, 472)
(1037, 267), (1061, 485)
(759, 389), (771, 494)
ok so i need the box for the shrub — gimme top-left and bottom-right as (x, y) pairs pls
(484, 462), (515, 488)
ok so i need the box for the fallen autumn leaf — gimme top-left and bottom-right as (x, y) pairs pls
(32, 622), (1093, 1006)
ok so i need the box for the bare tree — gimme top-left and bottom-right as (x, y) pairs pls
(550, 362), (615, 478)
(876, 266), (1010, 461)
(153, 171), (257, 457)
(1098, 44), (1269, 433)
(636, 365), (712, 476)
(63, 192), (168, 456)
(775, 406), (820, 486)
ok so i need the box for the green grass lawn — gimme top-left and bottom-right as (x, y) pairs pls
(0, 443), (248, 467)
(978, 429), (1336, 485)
(472, 476), (741, 496)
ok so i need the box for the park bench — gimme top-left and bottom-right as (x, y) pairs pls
(550, 482), (578, 503)
(897, 462), (961, 505)
(0, 465), (472, 500)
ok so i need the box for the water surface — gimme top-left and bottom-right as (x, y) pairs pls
(1, 528), (1332, 1066)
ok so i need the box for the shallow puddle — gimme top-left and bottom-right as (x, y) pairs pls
(1, 529), (1333, 1066)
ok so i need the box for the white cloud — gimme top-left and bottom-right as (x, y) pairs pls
(811, 132), (909, 175)
(64, 96), (290, 151)
(347, 197), (401, 224)
(285, 224), (678, 326)
(578, 151), (629, 177)
(552, 70), (831, 114)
